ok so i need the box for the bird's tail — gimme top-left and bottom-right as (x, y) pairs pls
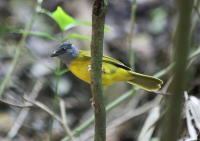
(127, 71), (163, 91)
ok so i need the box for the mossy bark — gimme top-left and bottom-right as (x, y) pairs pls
(90, 0), (108, 141)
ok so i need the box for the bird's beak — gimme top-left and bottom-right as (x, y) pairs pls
(50, 51), (59, 57)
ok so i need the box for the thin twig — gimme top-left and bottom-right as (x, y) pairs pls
(49, 60), (62, 141)
(60, 98), (67, 126)
(5, 79), (44, 139)
(79, 95), (162, 141)
(152, 91), (172, 96)
(107, 95), (162, 130)
(60, 98), (75, 141)
(49, 30), (64, 140)
(123, 92), (145, 113)
(0, 92), (75, 141)
(23, 96), (75, 141)
(0, 99), (32, 108)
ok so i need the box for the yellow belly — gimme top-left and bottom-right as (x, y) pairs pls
(68, 60), (132, 86)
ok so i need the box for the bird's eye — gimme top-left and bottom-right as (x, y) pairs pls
(61, 48), (66, 51)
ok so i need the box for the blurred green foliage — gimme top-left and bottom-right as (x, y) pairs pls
(149, 7), (167, 34)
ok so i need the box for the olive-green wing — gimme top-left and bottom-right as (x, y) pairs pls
(80, 50), (131, 70)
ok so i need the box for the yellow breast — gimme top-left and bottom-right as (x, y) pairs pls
(68, 59), (91, 84)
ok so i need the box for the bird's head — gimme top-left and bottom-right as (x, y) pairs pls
(51, 42), (79, 66)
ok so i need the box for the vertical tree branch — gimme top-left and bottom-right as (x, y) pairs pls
(160, 0), (193, 141)
(90, 0), (108, 141)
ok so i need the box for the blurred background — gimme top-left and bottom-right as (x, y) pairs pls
(0, 0), (200, 141)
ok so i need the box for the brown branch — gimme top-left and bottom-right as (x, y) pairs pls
(0, 98), (32, 108)
(22, 96), (75, 141)
(107, 95), (162, 130)
(59, 98), (75, 141)
(0, 79), (74, 141)
(90, 0), (108, 140)
(1, 95), (74, 141)
(5, 79), (44, 139)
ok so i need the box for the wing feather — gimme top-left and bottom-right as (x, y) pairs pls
(80, 50), (131, 71)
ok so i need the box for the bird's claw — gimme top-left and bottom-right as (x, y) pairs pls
(90, 98), (95, 107)
(88, 65), (91, 71)
(88, 65), (105, 73)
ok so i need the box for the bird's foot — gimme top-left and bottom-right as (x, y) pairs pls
(88, 65), (106, 73)
(90, 98), (95, 107)
(88, 65), (91, 71)
(102, 68), (106, 73)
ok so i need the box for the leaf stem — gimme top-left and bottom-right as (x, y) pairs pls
(49, 60), (62, 141)
(49, 31), (64, 140)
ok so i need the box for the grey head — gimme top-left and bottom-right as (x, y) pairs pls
(51, 42), (79, 67)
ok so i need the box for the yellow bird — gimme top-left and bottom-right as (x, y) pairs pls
(51, 42), (163, 91)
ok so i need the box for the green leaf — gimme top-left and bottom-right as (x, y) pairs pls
(40, 8), (53, 18)
(0, 24), (10, 37)
(64, 23), (81, 31)
(149, 7), (167, 34)
(41, 7), (111, 33)
(104, 27), (110, 34)
(10, 29), (60, 41)
(65, 33), (91, 41)
(63, 20), (92, 31)
(52, 6), (75, 31)
(74, 20), (92, 26)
